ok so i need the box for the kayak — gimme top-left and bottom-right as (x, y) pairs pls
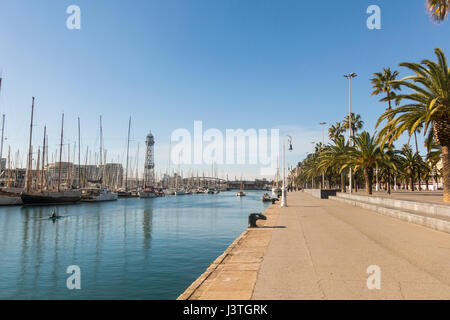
(48, 215), (64, 221)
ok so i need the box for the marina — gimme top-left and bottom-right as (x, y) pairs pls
(0, 0), (449, 309)
(0, 190), (270, 299)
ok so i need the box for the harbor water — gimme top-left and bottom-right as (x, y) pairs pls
(0, 190), (270, 299)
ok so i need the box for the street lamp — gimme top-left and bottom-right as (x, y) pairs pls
(319, 122), (327, 189)
(310, 141), (316, 189)
(281, 135), (293, 207)
(344, 72), (357, 194)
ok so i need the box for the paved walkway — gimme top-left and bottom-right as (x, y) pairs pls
(253, 192), (450, 299)
(179, 191), (450, 300)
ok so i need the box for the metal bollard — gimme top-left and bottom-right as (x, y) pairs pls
(248, 213), (267, 228)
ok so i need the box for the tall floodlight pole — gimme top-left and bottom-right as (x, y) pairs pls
(319, 122), (327, 189)
(281, 135), (292, 207)
(344, 73), (357, 194)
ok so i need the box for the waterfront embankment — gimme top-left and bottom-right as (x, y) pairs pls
(179, 191), (450, 300)
(177, 201), (280, 300)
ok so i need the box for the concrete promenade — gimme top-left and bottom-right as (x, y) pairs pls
(179, 191), (450, 300)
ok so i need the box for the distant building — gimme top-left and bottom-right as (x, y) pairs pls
(46, 162), (123, 189)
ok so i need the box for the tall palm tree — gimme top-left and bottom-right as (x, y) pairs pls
(342, 113), (364, 137)
(328, 122), (345, 141)
(377, 48), (450, 202)
(426, 0), (449, 22)
(371, 68), (401, 111)
(340, 131), (384, 195)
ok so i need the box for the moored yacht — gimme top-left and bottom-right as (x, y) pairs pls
(0, 188), (23, 205)
(21, 190), (82, 205)
(164, 188), (175, 195)
(81, 188), (118, 202)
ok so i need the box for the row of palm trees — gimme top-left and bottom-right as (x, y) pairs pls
(295, 48), (449, 202)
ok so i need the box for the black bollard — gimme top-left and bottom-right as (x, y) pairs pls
(248, 213), (267, 228)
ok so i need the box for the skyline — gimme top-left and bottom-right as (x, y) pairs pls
(0, 1), (449, 178)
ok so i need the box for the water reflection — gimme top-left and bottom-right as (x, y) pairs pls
(0, 191), (268, 299)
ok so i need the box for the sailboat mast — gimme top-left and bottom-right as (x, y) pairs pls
(125, 116), (131, 192)
(57, 113), (64, 192)
(40, 126), (46, 190)
(7, 146), (11, 188)
(99, 115), (103, 187)
(26, 97), (35, 192)
(0, 114), (5, 167)
(78, 117), (81, 188)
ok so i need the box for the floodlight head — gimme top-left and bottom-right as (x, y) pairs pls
(344, 72), (358, 79)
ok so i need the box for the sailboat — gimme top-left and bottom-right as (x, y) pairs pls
(21, 109), (82, 205)
(81, 116), (118, 202)
(236, 178), (246, 197)
(0, 79), (22, 205)
(81, 187), (118, 202)
(272, 157), (281, 197)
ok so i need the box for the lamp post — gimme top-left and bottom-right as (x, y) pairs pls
(344, 72), (357, 194)
(281, 135), (293, 207)
(310, 141), (316, 189)
(319, 122), (327, 189)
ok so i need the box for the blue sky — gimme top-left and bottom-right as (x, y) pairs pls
(0, 0), (449, 178)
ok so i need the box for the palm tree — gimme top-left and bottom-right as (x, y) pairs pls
(342, 113), (364, 137)
(398, 145), (423, 191)
(371, 68), (401, 111)
(378, 144), (401, 194)
(317, 136), (349, 192)
(376, 48), (450, 202)
(426, 0), (449, 22)
(340, 131), (384, 195)
(328, 122), (345, 140)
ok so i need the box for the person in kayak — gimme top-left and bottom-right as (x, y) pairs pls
(51, 209), (59, 219)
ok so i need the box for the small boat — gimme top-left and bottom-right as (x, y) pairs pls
(117, 190), (133, 198)
(272, 187), (282, 197)
(197, 187), (208, 194)
(237, 181), (246, 197)
(48, 209), (65, 221)
(138, 190), (158, 198)
(261, 193), (273, 202)
(81, 188), (118, 202)
(164, 188), (175, 195)
(175, 188), (186, 195)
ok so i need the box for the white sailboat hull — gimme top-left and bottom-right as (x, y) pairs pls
(0, 195), (23, 205)
(81, 189), (118, 202)
(139, 191), (157, 198)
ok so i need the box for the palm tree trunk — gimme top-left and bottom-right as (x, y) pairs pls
(340, 173), (345, 193)
(414, 131), (421, 191)
(364, 167), (373, 195)
(443, 145), (450, 203)
(410, 173), (414, 191)
(387, 171), (391, 195)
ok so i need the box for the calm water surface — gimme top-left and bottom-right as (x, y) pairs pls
(0, 190), (270, 299)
